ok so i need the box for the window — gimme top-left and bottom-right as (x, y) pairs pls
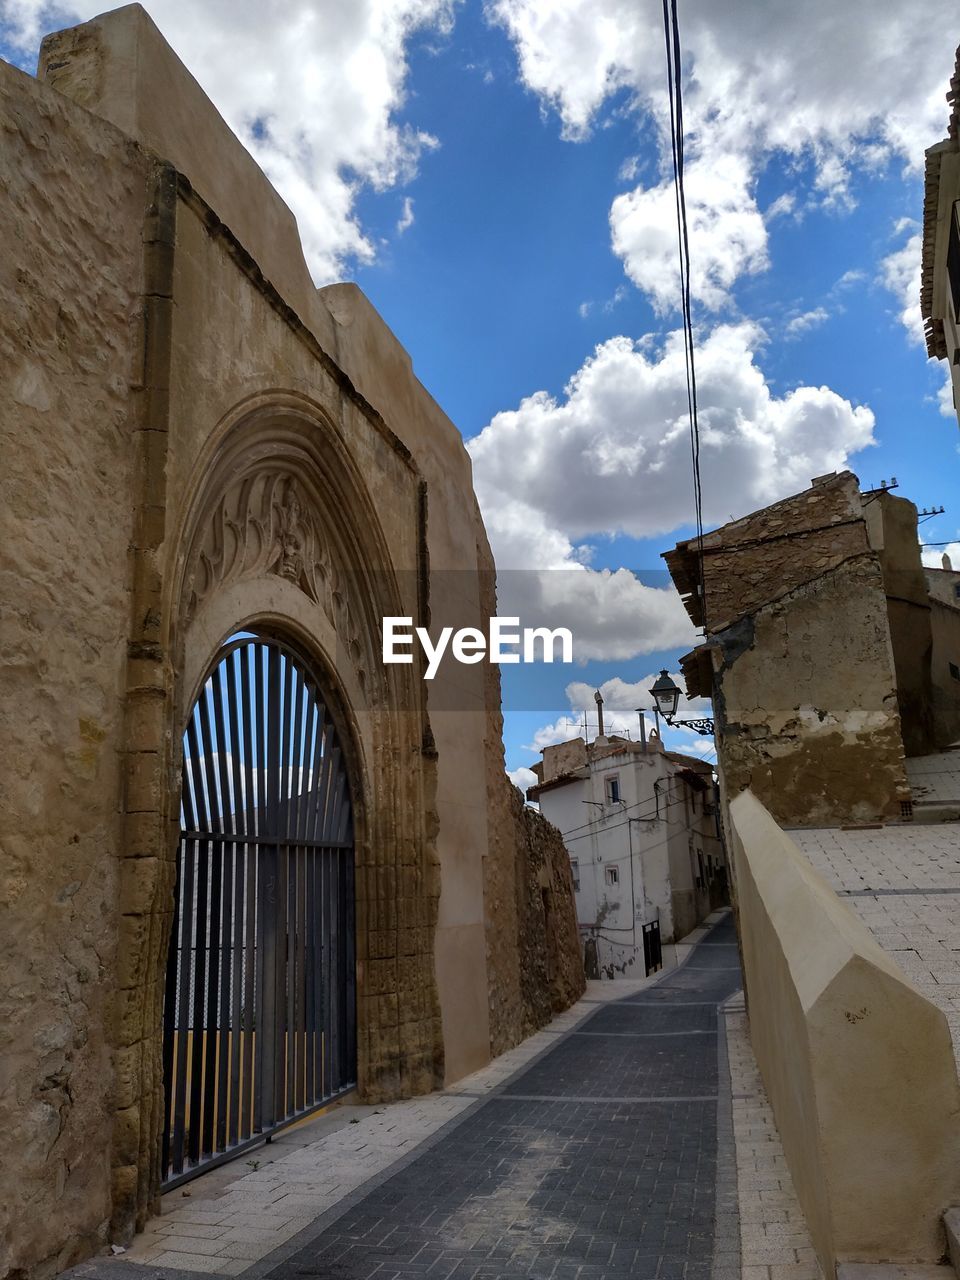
(604, 865), (619, 887)
(570, 858), (580, 892)
(951, 663), (960, 682)
(605, 775), (621, 804)
(954, 584), (960, 599)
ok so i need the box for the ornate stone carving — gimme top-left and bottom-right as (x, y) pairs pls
(183, 470), (366, 686)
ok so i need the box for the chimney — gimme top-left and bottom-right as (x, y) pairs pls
(594, 688), (604, 739)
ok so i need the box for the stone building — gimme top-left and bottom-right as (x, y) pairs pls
(921, 42), (960, 429)
(0, 8), (582, 1278)
(924, 555), (960, 746)
(663, 471), (960, 828)
(528, 732), (726, 974)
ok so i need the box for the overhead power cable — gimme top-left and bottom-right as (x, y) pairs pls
(662, 0), (707, 629)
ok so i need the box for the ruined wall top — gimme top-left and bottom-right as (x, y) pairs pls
(663, 470), (868, 636)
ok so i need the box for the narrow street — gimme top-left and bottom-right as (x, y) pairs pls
(253, 913), (740, 1280)
(248, 914), (740, 1280)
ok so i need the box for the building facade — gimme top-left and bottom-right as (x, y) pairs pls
(0, 9), (583, 1278)
(921, 43), (960, 429)
(528, 733), (725, 977)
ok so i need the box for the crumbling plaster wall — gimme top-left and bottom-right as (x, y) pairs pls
(714, 555), (909, 827)
(862, 492), (936, 756)
(0, 58), (154, 1279)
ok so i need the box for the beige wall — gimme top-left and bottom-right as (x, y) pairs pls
(0, 55), (153, 1277)
(714, 553), (909, 826)
(729, 790), (960, 1273)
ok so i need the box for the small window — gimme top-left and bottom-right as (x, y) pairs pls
(951, 663), (960, 682)
(604, 865), (619, 886)
(605, 775), (621, 804)
(570, 858), (580, 892)
(954, 584), (960, 599)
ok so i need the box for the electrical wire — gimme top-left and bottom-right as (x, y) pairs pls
(562, 787), (706, 845)
(662, 0), (707, 629)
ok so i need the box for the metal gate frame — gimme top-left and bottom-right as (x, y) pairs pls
(161, 634), (357, 1187)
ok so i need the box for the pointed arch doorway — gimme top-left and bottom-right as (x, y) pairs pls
(160, 631), (357, 1187)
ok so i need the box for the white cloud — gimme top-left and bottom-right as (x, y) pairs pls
(785, 307), (829, 339)
(2, 0), (455, 282)
(921, 542), (960, 570)
(879, 223), (923, 343)
(397, 195), (416, 234)
(938, 366), (956, 420)
(610, 151), (768, 313)
(470, 321), (875, 547)
(507, 765), (538, 793)
(490, 0), (957, 309)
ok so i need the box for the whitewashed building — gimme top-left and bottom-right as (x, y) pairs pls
(528, 731), (726, 979)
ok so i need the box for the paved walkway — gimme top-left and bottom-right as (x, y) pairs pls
(70, 913), (742, 1280)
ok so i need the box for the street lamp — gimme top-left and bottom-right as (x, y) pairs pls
(648, 669), (715, 737)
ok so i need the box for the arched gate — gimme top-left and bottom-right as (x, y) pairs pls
(161, 633), (357, 1185)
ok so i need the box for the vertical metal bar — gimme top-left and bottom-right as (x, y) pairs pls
(253, 644), (268, 1133)
(170, 838), (196, 1176)
(225, 650), (245, 1148)
(197, 684), (223, 1159)
(185, 708), (212, 1168)
(260, 643), (281, 1129)
(212, 666), (234, 1154)
(239, 645), (257, 1140)
(328, 842), (341, 1091)
(295, 841), (306, 1112)
(323, 847), (334, 1096)
(305, 843), (317, 1104)
(309, 721), (335, 843)
(281, 659), (296, 1119)
(344, 841), (357, 1085)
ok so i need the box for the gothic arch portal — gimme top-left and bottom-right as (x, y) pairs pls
(120, 392), (443, 1223)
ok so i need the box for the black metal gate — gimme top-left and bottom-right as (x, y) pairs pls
(161, 634), (356, 1187)
(642, 920), (662, 976)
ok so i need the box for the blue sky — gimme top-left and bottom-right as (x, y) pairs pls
(4, 0), (959, 785)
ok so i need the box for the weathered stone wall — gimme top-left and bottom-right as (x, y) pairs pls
(486, 782), (585, 1055)
(862, 491), (936, 756)
(665, 471), (868, 632)
(481, 575), (584, 1057)
(712, 555), (909, 827)
(0, 57), (153, 1279)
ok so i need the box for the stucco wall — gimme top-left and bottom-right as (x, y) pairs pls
(0, 56), (153, 1277)
(714, 554), (909, 827)
(728, 790), (960, 1272)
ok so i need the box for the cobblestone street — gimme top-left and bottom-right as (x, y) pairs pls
(68, 914), (745, 1280)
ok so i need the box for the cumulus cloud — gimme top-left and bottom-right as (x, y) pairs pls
(1, 0), (454, 281)
(610, 152), (768, 313)
(490, 0), (957, 309)
(879, 222), (924, 343)
(469, 321), (875, 546)
(785, 307), (829, 338)
(507, 765), (538, 793)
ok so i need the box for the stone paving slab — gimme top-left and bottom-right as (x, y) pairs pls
(63, 913), (740, 1280)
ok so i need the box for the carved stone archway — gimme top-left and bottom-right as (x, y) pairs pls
(115, 393), (443, 1231)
